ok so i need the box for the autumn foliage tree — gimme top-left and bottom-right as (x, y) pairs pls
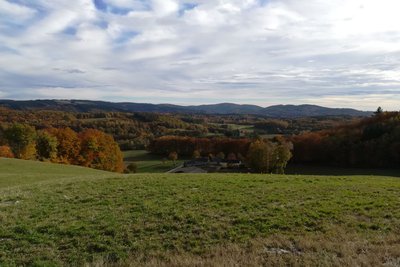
(46, 127), (80, 164)
(0, 145), (14, 158)
(246, 138), (292, 174)
(246, 139), (274, 173)
(168, 151), (178, 165)
(79, 129), (124, 173)
(0, 123), (124, 173)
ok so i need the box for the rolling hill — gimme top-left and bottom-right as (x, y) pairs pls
(0, 99), (371, 117)
(0, 158), (399, 266)
(0, 158), (112, 188)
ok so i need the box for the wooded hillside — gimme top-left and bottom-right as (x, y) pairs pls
(292, 112), (400, 168)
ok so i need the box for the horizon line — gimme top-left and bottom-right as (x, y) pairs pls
(0, 98), (379, 112)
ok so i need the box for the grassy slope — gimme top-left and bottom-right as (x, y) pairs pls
(123, 150), (184, 173)
(0, 159), (400, 266)
(0, 158), (111, 188)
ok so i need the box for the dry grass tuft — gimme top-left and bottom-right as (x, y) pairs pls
(89, 231), (400, 267)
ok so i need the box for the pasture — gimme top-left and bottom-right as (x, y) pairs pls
(0, 158), (399, 266)
(123, 150), (184, 173)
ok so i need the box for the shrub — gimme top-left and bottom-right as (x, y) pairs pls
(125, 163), (138, 173)
(0, 145), (14, 158)
(168, 151), (178, 165)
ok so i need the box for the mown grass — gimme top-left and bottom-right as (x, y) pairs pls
(0, 159), (400, 266)
(123, 150), (184, 173)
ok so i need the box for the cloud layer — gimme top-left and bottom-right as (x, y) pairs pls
(1, 0), (400, 110)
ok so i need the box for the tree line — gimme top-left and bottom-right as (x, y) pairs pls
(148, 136), (251, 157)
(0, 123), (124, 172)
(291, 111), (400, 168)
(148, 136), (293, 173)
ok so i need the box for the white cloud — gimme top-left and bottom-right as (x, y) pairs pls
(1, 0), (400, 110)
(151, 0), (178, 16)
(36, 87), (108, 100)
(301, 94), (400, 111)
(0, 1), (36, 20)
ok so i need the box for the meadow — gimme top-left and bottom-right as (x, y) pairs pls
(1, 158), (400, 266)
(123, 150), (185, 173)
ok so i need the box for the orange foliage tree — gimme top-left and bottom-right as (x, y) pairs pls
(46, 127), (81, 164)
(79, 129), (124, 173)
(0, 145), (14, 158)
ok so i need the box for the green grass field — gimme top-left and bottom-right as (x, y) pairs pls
(1, 158), (400, 266)
(0, 158), (111, 188)
(123, 150), (184, 173)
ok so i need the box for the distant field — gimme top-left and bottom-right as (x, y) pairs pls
(226, 124), (254, 131)
(209, 123), (255, 133)
(0, 158), (400, 266)
(123, 150), (184, 173)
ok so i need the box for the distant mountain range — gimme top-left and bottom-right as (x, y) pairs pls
(0, 99), (371, 118)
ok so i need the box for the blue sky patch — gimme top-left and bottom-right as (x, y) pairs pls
(0, 44), (19, 55)
(62, 26), (77, 36)
(95, 20), (109, 29)
(93, 0), (107, 12)
(109, 7), (132, 15)
(115, 31), (140, 44)
(179, 3), (198, 16)
(93, 0), (132, 15)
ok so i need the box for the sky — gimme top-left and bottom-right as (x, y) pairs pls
(1, 0), (400, 110)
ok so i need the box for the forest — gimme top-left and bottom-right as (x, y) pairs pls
(0, 107), (398, 172)
(0, 107), (358, 149)
(291, 111), (400, 168)
(0, 123), (124, 173)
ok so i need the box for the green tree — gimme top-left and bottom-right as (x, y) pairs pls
(125, 162), (138, 173)
(4, 123), (37, 159)
(374, 107), (383, 115)
(36, 131), (58, 161)
(272, 143), (292, 174)
(246, 139), (273, 173)
(0, 123), (6, 145)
